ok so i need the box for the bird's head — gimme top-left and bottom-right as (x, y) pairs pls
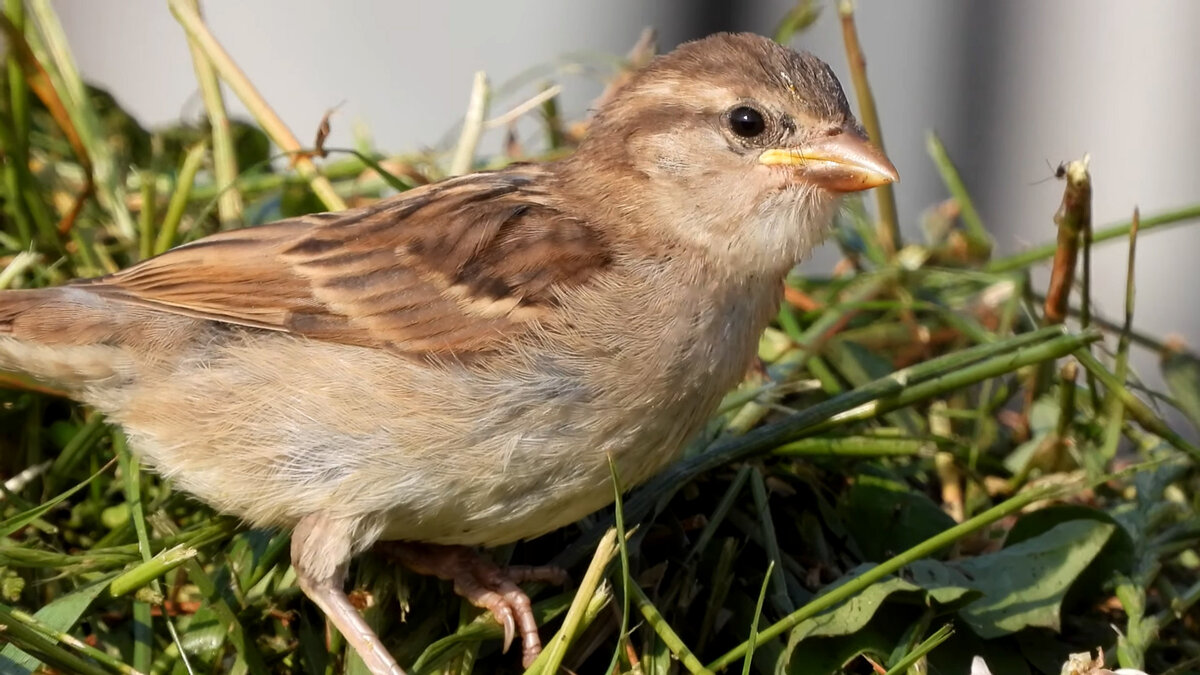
(564, 32), (898, 275)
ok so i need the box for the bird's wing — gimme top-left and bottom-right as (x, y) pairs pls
(77, 166), (611, 356)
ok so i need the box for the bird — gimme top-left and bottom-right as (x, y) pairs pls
(0, 32), (896, 675)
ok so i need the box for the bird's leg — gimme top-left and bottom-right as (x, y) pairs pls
(380, 542), (567, 667)
(292, 515), (406, 675)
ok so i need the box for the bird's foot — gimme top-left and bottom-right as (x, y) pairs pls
(380, 542), (567, 667)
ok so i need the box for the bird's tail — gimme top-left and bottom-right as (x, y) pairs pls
(0, 288), (129, 390)
(0, 287), (51, 334)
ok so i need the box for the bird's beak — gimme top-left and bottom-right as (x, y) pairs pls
(758, 129), (898, 192)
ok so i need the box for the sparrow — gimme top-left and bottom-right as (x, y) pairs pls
(0, 32), (896, 674)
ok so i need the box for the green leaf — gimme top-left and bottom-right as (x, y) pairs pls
(1005, 506), (1134, 602)
(841, 472), (957, 561)
(786, 561), (975, 645)
(174, 605), (229, 658)
(905, 559), (984, 607)
(784, 616), (906, 675)
(955, 520), (1114, 638)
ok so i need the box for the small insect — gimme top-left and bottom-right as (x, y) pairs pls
(1030, 159), (1067, 185)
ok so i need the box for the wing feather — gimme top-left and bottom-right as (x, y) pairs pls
(75, 165), (611, 355)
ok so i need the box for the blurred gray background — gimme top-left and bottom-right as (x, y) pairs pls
(51, 1), (1200, 413)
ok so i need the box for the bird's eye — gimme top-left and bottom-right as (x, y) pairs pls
(728, 106), (767, 138)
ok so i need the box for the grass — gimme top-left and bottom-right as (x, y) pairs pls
(3, 2), (1200, 674)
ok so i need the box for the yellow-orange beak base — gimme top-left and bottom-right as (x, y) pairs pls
(758, 131), (898, 192)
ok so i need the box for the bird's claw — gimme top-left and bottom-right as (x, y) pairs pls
(491, 602), (516, 653)
(380, 543), (567, 667)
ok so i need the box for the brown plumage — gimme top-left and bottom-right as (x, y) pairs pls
(0, 32), (896, 674)
(75, 167), (609, 355)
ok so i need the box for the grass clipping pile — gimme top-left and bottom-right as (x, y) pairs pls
(2, 3), (1200, 675)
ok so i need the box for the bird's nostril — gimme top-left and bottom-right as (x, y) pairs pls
(824, 127), (844, 137)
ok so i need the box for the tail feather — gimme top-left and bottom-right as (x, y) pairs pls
(0, 288), (132, 390)
(0, 288), (55, 335)
(1, 287), (120, 343)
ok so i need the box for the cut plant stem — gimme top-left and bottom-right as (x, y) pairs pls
(108, 545), (198, 597)
(838, 0), (900, 257)
(1044, 156), (1090, 325)
(1043, 156), (1101, 431)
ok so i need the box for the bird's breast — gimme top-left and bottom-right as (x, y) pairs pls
(441, 272), (783, 543)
